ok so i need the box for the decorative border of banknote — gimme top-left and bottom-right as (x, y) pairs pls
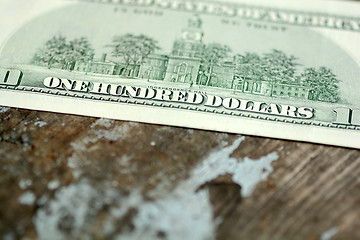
(2, 84), (359, 131)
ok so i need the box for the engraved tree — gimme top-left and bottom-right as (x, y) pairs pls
(107, 34), (160, 77)
(261, 49), (298, 82)
(199, 43), (231, 86)
(234, 50), (299, 93)
(63, 37), (94, 70)
(302, 67), (340, 102)
(261, 49), (299, 96)
(33, 35), (94, 70)
(233, 52), (262, 90)
(33, 35), (67, 69)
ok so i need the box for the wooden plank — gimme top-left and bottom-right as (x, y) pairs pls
(0, 107), (359, 240)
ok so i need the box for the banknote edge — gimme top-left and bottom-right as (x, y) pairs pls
(0, 88), (359, 149)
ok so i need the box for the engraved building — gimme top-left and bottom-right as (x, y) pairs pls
(74, 16), (310, 100)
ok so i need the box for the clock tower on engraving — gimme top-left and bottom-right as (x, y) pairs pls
(163, 15), (204, 83)
(171, 15), (204, 58)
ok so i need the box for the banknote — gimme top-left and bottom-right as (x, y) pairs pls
(0, 0), (360, 148)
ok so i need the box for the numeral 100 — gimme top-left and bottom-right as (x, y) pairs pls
(334, 108), (360, 126)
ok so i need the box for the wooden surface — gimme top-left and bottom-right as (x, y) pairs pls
(0, 107), (360, 240)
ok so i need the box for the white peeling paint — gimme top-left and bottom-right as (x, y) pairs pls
(114, 136), (278, 240)
(35, 135), (279, 240)
(91, 118), (114, 129)
(71, 121), (136, 150)
(170, 137), (245, 198)
(174, 136), (278, 198)
(47, 180), (60, 190)
(233, 153), (278, 197)
(116, 190), (213, 240)
(35, 180), (125, 240)
(3, 232), (15, 240)
(321, 227), (339, 240)
(19, 191), (36, 205)
(67, 120), (138, 178)
(0, 106), (10, 113)
(18, 179), (32, 190)
(37, 194), (49, 206)
(34, 121), (47, 127)
(91, 121), (136, 142)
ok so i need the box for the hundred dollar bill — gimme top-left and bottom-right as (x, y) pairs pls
(0, 0), (360, 148)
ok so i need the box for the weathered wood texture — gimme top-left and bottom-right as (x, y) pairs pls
(0, 107), (359, 240)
